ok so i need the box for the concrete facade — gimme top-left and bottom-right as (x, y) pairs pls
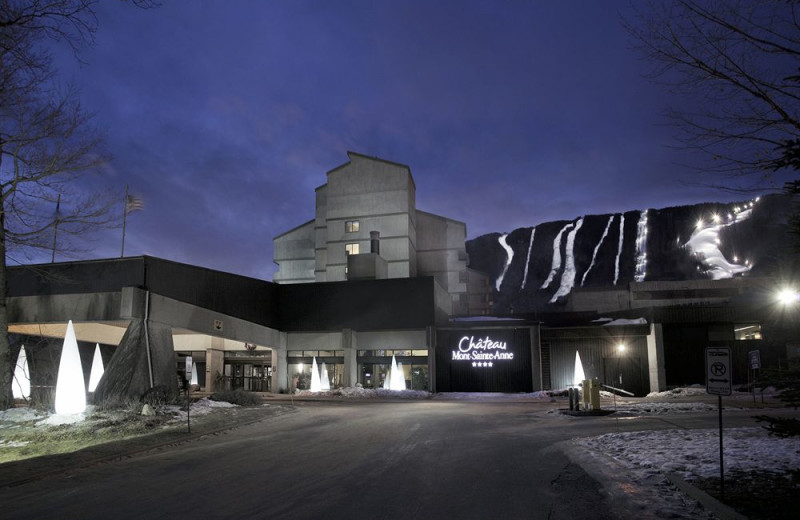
(273, 152), (472, 313)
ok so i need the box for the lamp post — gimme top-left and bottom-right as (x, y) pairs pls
(616, 343), (627, 389)
(777, 287), (799, 371)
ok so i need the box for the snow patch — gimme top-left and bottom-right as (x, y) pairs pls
(634, 210), (648, 282)
(581, 215), (614, 287)
(601, 317), (647, 326)
(495, 234), (514, 291)
(614, 214), (625, 285)
(296, 388), (432, 399)
(541, 222), (575, 290)
(575, 427), (800, 482)
(164, 397), (239, 419)
(0, 407), (45, 425)
(684, 204), (754, 279)
(521, 227), (536, 289)
(550, 218), (584, 302)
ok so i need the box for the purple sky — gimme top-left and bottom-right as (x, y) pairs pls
(30, 0), (774, 280)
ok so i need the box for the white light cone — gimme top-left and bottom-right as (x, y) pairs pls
(394, 361), (406, 391)
(87, 344), (104, 392)
(310, 357), (321, 392)
(190, 361), (198, 386)
(320, 361), (330, 390)
(573, 351), (586, 387)
(12, 345), (31, 400)
(55, 321), (86, 414)
(389, 355), (405, 391)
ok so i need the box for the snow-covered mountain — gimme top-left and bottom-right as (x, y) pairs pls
(466, 194), (796, 312)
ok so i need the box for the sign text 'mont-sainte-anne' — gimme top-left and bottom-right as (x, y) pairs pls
(452, 336), (514, 367)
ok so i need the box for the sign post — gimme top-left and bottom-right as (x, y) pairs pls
(706, 347), (731, 499)
(185, 356), (193, 434)
(749, 350), (761, 404)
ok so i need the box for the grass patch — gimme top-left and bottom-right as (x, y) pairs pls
(0, 407), (172, 464)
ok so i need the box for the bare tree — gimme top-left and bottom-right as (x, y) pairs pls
(625, 0), (800, 188)
(0, 1), (117, 410)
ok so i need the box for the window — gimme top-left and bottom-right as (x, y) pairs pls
(346, 220), (359, 233)
(345, 243), (359, 255)
(735, 324), (762, 340)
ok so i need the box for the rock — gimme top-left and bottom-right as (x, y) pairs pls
(141, 403), (155, 416)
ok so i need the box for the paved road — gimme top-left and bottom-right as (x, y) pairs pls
(0, 400), (770, 520)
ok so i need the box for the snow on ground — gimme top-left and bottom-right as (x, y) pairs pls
(433, 391), (555, 401)
(575, 427), (800, 482)
(0, 407), (46, 425)
(644, 385), (715, 399)
(296, 388), (432, 399)
(164, 397), (238, 419)
(0, 406), (94, 426)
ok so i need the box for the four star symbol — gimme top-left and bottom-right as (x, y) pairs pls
(471, 361), (495, 368)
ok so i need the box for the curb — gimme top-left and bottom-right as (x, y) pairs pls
(665, 473), (748, 520)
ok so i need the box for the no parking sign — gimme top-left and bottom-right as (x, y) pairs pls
(706, 347), (732, 396)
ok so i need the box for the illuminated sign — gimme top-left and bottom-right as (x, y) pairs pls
(453, 336), (515, 367)
(436, 328), (533, 392)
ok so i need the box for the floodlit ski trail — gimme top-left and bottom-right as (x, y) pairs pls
(496, 233), (514, 291)
(541, 222), (575, 290)
(613, 214), (625, 285)
(634, 210), (648, 282)
(550, 218), (584, 302)
(581, 215), (615, 287)
(521, 227), (536, 289)
(684, 201), (756, 279)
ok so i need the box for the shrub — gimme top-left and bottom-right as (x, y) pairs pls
(210, 389), (261, 406)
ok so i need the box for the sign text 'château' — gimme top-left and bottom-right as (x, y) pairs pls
(452, 336), (514, 367)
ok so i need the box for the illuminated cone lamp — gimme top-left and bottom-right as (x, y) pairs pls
(394, 361), (406, 391)
(573, 351), (586, 387)
(12, 345), (31, 400)
(87, 343), (104, 392)
(389, 355), (406, 391)
(190, 361), (198, 386)
(310, 357), (321, 392)
(320, 361), (330, 391)
(54, 321), (86, 415)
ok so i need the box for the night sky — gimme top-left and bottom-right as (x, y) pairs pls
(32, 0), (775, 280)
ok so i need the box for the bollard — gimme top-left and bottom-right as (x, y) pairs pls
(582, 380), (591, 410)
(568, 388), (575, 411)
(590, 380), (601, 411)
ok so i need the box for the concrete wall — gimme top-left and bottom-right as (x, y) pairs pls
(323, 153), (416, 281)
(273, 220), (315, 283)
(8, 292), (122, 324)
(356, 330), (428, 349)
(271, 153), (471, 314)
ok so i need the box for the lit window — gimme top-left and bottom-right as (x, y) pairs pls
(346, 220), (360, 233)
(735, 324), (762, 340)
(346, 243), (360, 255)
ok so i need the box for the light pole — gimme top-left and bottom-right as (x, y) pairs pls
(777, 287), (799, 371)
(616, 343), (627, 389)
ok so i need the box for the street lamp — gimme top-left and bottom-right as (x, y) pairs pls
(777, 287), (799, 306)
(616, 343), (626, 388)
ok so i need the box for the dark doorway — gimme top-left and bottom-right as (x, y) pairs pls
(603, 355), (645, 396)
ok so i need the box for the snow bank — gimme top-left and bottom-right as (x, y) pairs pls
(434, 391), (556, 401)
(164, 397), (238, 419)
(575, 427), (800, 481)
(296, 388), (432, 400)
